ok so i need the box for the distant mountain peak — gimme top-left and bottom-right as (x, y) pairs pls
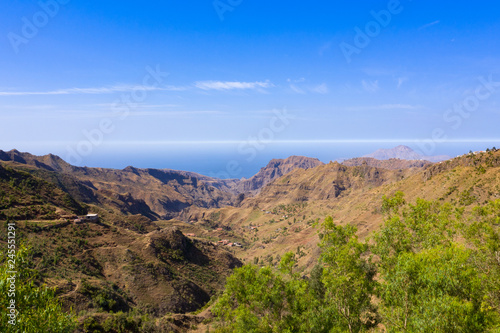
(363, 145), (451, 163)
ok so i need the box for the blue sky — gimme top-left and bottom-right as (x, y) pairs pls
(1, 1), (500, 177)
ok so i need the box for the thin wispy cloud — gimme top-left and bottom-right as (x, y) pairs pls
(319, 41), (333, 56)
(0, 80), (276, 96)
(347, 104), (422, 111)
(96, 103), (182, 109)
(289, 84), (306, 94)
(194, 80), (274, 91)
(288, 79), (329, 95)
(362, 80), (379, 93)
(3, 108), (225, 119)
(125, 110), (224, 117)
(397, 77), (408, 89)
(0, 85), (187, 96)
(310, 83), (329, 94)
(418, 20), (440, 30)
(287, 78), (306, 83)
(0, 104), (57, 110)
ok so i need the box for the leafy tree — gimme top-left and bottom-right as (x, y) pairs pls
(319, 217), (377, 332)
(462, 200), (500, 316)
(378, 244), (489, 332)
(308, 264), (325, 301)
(373, 194), (498, 332)
(372, 196), (458, 270)
(381, 191), (406, 214)
(278, 252), (296, 276)
(212, 260), (310, 333)
(213, 194), (500, 332)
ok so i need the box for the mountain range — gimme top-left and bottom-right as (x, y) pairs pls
(1, 145), (497, 332)
(0, 146), (445, 221)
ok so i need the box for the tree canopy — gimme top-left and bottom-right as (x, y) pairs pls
(213, 194), (500, 332)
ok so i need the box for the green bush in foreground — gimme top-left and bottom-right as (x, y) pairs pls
(213, 194), (500, 332)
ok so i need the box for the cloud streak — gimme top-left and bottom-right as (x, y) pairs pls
(362, 80), (379, 93)
(309, 83), (329, 94)
(288, 81), (329, 95)
(194, 80), (274, 91)
(347, 104), (422, 111)
(0, 85), (187, 96)
(418, 20), (440, 30)
(0, 80), (276, 96)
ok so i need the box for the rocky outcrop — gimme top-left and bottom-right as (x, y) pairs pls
(235, 156), (324, 194)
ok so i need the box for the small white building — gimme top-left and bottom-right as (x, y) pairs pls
(85, 214), (99, 222)
(74, 213), (99, 224)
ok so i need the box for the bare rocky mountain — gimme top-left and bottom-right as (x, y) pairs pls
(235, 156), (324, 194)
(363, 145), (451, 162)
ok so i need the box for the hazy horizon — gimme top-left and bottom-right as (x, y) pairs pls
(2, 141), (497, 179)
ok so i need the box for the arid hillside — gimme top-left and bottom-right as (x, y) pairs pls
(0, 163), (86, 220)
(182, 149), (500, 275)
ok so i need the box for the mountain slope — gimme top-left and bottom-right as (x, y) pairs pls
(185, 149), (500, 276)
(0, 217), (242, 331)
(0, 163), (86, 220)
